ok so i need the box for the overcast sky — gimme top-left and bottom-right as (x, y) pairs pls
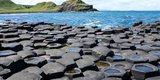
(12, 0), (160, 11)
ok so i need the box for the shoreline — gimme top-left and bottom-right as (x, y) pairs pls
(0, 21), (160, 80)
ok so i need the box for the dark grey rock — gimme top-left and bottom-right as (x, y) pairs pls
(112, 61), (133, 71)
(17, 50), (35, 59)
(83, 70), (105, 80)
(22, 67), (44, 76)
(65, 68), (83, 79)
(131, 63), (159, 80)
(19, 34), (32, 40)
(20, 40), (33, 47)
(3, 38), (20, 43)
(24, 57), (47, 67)
(50, 76), (69, 80)
(126, 54), (148, 63)
(76, 59), (98, 72)
(102, 67), (127, 79)
(65, 47), (83, 55)
(73, 77), (92, 80)
(46, 50), (65, 59)
(106, 54), (125, 62)
(34, 43), (47, 48)
(92, 46), (114, 60)
(0, 50), (16, 57)
(3, 33), (19, 38)
(82, 55), (98, 62)
(62, 53), (81, 61)
(0, 66), (11, 78)
(56, 57), (76, 70)
(102, 78), (122, 80)
(1, 43), (23, 52)
(41, 62), (66, 79)
(34, 50), (46, 56)
(47, 43), (62, 49)
(6, 71), (42, 80)
(145, 76), (160, 80)
(0, 58), (13, 67)
(31, 37), (45, 43)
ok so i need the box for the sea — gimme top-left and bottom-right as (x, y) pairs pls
(0, 11), (160, 29)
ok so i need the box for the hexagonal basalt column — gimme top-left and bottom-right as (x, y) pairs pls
(83, 70), (105, 80)
(6, 71), (42, 80)
(0, 50), (16, 57)
(76, 59), (98, 72)
(56, 57), (76, 70)
(41, 62), (66, 79)
(95, 61), (111, 70)
(65, 68), (83, 79)
(62, 53), (81, 61)
(126, 54), (148, 63)
(17, 50), (35, 59)
(1, 43), (23, 52)
(149, 50), (160, 58)
(65, 47), (83, 56)
(92, 46), (114, 60)
(106, 54), (125, 62)
(46, 50), (65, 59)
(102, 67), (127, 79)
(131, 63), (159, 80)
(24, 57), (47, 67)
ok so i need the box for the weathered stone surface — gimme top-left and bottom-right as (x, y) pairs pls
(41, 62), (66, 78)
(56, 57), (76, 70)
(1, 43), (23, 52)
(76, 59), (98, 72)
(24, 57), (47, 67)
(131, 63), (159, 80)
(17, 50), (35, 59)
(6, 71), (42, 80)
(0, 50), (16, 57)
(22, 67), (44, 76)
(92, 46), (114, 60)
(83, 71), (105, 80)
(46, 50), (65, 59)
(62, 53), (81, 61)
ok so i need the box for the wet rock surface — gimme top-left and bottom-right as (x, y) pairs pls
(0, 21), (160, 80)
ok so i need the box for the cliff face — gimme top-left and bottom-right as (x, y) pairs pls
(60, 0), (97, 12)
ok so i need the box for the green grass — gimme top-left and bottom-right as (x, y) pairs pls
(0, 0), (96, 13)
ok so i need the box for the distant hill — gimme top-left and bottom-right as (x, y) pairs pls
(60, 0), (97, 11)
(0, 0), (25, 10)
(0, 0), (98, 13)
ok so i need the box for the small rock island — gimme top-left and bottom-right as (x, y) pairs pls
(0, 0), (98, 13)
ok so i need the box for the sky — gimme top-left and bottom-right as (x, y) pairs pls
(12, 0), (160, 11)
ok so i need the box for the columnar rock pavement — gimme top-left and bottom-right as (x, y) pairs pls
(0, 21), (160, 80)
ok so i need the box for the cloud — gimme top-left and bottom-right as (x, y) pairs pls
(12, 0), (160, 10)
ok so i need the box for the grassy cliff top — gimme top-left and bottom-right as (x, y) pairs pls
(61, 0), (89, 6)
(0, 0), (97, 13)
(31, 2), (57, 10)
(0, 0), (25, 10)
